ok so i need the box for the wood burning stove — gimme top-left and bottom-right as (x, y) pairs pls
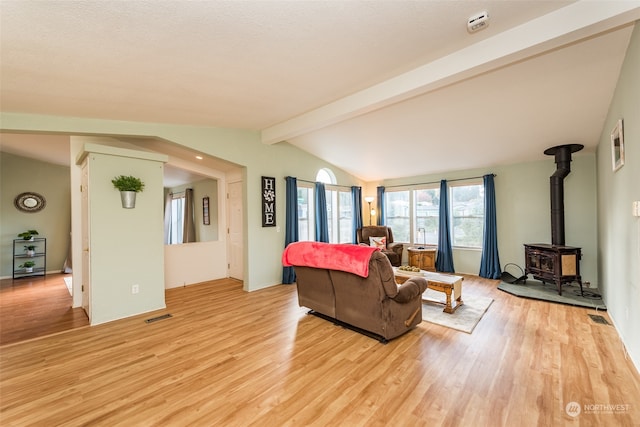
(524, 144), (584, 296)
(524, 244), (582, 296)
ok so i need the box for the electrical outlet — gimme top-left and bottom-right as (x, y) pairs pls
(632, 201), (640, 217)
(132, 284), (139, 294)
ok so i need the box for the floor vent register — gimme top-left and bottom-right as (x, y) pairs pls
(145, 314), (173, 323)
(588, 314), (610, 325)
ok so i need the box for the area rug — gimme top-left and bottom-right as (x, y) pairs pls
(63, 276), (72, 296)
(421, 289), (493, 333)
(498, 280), (606, 310)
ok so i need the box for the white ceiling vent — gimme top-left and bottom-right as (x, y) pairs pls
(468, 11), (489, 33)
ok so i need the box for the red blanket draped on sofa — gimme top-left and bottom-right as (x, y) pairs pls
(282, 241), (379, 278)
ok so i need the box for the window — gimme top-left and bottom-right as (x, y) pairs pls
(383, 182), (483, 248)
(414, 188), (439, 245)
(168, 193), (185, 244)
(297, 184), (314, 241)
(296, 168), (355, 243)
(385, 190), (410, 243)
(326, 188), (353, 243)
(316, 168), (335, 184)
(450, 184), (484, 248)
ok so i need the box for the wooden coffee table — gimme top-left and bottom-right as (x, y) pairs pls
(394, 268), (464, 314)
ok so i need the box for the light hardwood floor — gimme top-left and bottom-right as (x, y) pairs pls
(1, 276), (639, 426)
(0, 274), (89, 346)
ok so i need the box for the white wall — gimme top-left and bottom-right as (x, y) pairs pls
(164, 240), (227, 289)
(596, 22), (640, 371)
(161, 155), (231, 288)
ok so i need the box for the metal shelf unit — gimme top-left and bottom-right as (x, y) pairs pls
(13, 238), (47, 279)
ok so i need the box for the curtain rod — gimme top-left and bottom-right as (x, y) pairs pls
(383, 174), (495, 189)
(285, 176), (356, 190)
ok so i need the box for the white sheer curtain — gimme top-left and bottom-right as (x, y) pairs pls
(166, 192), (185, 244)
(164, 189), (196, 244)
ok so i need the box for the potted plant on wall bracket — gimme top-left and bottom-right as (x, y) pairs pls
(17, 230), (39, 241)
(111, 175), (145, 209)
(24, 245), (37, 257)
(19, 260), (36, 273)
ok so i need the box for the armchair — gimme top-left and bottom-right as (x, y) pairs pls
(356, 226), (403, 266)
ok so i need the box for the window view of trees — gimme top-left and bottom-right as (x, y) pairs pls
(385, 191), (410, 243)
(326, 188), (353, 243)
(384, 183), (484, 248)
(295, 169), (484, 248)
(415, 188), (439, 245)
(338, 190), (353, 243)
(296, 173), (353, 244)
(450, 184), (484, 248)
(297, 185), (314, 241)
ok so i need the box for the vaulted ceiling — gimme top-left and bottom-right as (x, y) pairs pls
(1, 1), (638, 181)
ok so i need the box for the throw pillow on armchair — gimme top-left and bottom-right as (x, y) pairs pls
(369, 236), (387, 249)
(356, 226), (403, 267)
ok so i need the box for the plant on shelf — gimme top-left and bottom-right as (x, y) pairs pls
(17, 230), (39, 241)
(24, 245), (37, 256)
(19, 260), (36, 272)
(111, 175), (145, 192)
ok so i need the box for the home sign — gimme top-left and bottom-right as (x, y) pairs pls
(261, 176), (276, 227)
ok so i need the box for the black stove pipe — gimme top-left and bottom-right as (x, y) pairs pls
(543, 144), (583, 246)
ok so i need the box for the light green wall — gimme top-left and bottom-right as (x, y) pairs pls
(162, 130), (364, 290)
(192, 179), (218, 242)
(372, 153), (598, 281)
(596, 22), (640, 370)
(0, 113), (364, 291)
(83, 149), (166, 325)
(0, 152), (71, 277)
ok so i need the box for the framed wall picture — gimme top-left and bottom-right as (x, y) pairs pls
(611, 119), (624, 172)
(203, 196), (210, 225)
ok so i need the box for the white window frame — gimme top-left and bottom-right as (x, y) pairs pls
(383, 182), (484, 249)
(299, 168), (356, 244)
(297, 183), (315, 241)
(449, 182), (484, 249)
(384, 189), (411, 243)
(414, 186), (440, 246)
(325, 185), (353, 244)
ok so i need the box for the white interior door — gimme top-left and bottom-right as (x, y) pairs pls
(227, 181), (243, 280)
(81, 162), (91, 320)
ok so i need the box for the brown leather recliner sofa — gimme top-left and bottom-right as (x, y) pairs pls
(282, 241), (427, 342)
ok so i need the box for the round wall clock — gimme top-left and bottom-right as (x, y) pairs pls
(14, 192), (47, 213)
